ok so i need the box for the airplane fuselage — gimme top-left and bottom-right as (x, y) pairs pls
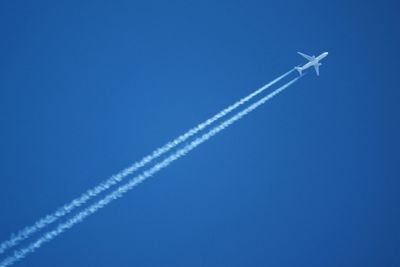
(300, 52), (328, 70)
(296, 51), (328, 76)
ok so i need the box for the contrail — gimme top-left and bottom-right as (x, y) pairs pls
(0, 76), (300, 267)
(0, 69), (294, 255)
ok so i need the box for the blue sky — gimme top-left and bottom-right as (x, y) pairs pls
(0, 1), (399, 266)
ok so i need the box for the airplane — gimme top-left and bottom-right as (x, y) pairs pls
(295, 51), (329, 76)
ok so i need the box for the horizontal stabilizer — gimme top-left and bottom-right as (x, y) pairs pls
(295, 66), (303, 76)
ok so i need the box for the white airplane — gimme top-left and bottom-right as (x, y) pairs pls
(295, 51), (329, 76)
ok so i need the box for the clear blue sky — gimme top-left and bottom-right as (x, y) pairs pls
(0, 1), (399, 266)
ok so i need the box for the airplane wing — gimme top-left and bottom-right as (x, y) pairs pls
(314, 63), (320, 76)
(297, 52), (314, 61)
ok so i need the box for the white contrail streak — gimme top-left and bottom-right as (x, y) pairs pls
(0, 76), (300, 267)
(0, 69), (294, 255)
